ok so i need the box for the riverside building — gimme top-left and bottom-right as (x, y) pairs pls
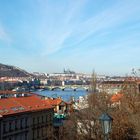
(0, 91), (54, 140)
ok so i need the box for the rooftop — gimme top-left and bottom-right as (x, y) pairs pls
(44, 98), (65, 106)
(111, 93), (123, 103)
(0, 92), (53, 117)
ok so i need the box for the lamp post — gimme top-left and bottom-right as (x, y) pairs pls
(99, 113), (113, 140)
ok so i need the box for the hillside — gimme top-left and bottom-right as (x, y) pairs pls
(0, 63), (31, 77)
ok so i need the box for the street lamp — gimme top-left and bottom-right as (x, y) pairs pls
(99, 113), (113, 140)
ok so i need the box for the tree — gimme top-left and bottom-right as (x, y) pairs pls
(90, 70), (97, 93)
(58, 74), (140, 140)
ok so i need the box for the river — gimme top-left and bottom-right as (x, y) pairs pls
(35, 89), (88, 101)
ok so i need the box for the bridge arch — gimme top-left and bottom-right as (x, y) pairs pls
(62, 87), (74, 91)
(45, 85), (89, 91)
(74, 87), (89, 91)
(51, 87), (62, 91)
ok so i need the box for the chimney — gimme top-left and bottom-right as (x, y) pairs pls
(22, 93), (25, 97)
(14, 94), (18, 98)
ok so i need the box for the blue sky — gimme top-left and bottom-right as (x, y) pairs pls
(0, 0), (140, 75)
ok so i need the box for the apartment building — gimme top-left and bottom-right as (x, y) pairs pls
(0, 91), (54, 140)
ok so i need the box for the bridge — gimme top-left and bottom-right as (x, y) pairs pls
(39, 85), (90, 91)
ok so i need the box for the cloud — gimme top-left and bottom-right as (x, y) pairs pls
(65, 0), (140, 48)
(1, 0), (140, 56)
(36, 0), (140, 56)
(0, 24), (11, 44)
(33, 0), (87, 55)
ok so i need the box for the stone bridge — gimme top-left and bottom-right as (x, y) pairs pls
(40, 85), (90, 91)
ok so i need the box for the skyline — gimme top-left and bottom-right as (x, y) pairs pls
(0, 0), (140, 75)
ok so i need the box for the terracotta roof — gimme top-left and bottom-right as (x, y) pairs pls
(0, 95), (53, 117)
(44, 98), (66, 106)
(111, 93), (123, 103)
(0, 90), (35, 96)
(0, 90), (17, 94)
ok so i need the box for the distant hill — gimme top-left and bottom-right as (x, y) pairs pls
(0, 63), (31, 77)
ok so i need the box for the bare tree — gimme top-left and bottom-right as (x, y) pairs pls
(90, 70), (97, 93)
(57, 73), (140, 140)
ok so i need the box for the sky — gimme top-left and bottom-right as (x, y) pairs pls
(0, 0), (140, 75)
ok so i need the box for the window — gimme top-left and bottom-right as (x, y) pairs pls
(20, 119), (23, 129)
(25, 118), (28, 128)
(33, 117), (35, 125)
(15, 135), (17, 140)
(19, 134), (22, 140)
(25, 133), (28, 140)
(37, 117), (39, 124)
(48, 114), (51, 122)
(41, 127), (43, 136)
(59, 106), (62, 110)
(15, 120), (18, 130)
(33, 129), (37, 139)
(42, 116), (44, 123)
(33, 130), (35, 139)
(37, 129), (39, 138)
(9, 121), (12, 132)
(50, 113), (53, 121)
(3, 123), (6, 133)
(46, 115), (47, 123)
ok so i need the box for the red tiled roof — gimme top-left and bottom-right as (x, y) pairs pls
(43, 98), (67, 106)
(0, 95), (53, 117)
(111, 93), (123, 103)
(0, 90), (35, 95)
(0, 90), (17, 94)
